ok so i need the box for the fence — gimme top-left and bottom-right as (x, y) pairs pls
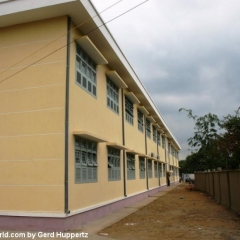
(195, 170), (240, 214)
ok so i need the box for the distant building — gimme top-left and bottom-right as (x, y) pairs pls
(0, 0), (181, 231)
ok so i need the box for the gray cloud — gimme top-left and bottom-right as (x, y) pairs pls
(92, 0), (240, 159)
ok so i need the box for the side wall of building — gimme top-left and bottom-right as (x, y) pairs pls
(0, 17), (67, 213)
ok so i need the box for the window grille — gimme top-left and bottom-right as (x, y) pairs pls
(162, 136), (165, 148)
(138, 110), (144, 132)
(154, 161), (158, 178)
(163, 164), (166, 177)
(75, 137), (98, 183)
(158, 163), (162, 178)
(153, 126), (157, 142)
(125, 97), (134, 125)
(108, 147), (121, 181)
(157, 131), (161, 146)
(146, 119), (151, 138)
(139, 157), (145, 179)
(76, 44), (97, 97)
(127, 153), (135, 180)
(148, 159), (152, 178)
(107, 77), (119, 114)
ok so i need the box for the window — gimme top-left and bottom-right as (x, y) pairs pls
(146, 119), (151, 138)
(162, 136), (165, 148)
(108, 147), (121, 181)
(125, 97), (134, 125)
(157, 131), (161, 146)
(154, 161), (158, 178)
(75, 137), (98, 183)
(107, 77), (119, 114)
(127, 153), (135, 180)
(139, 157), (145, 179)
(148, 159), (152, 178)
(76, 44), (97, 97)
(163, 164), (166, 177)
(159, 163), (162, 178)
(153, 126), (157, 142)
(138, 110), (144, 132)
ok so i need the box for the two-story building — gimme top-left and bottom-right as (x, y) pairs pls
(0, 0), (181, 231)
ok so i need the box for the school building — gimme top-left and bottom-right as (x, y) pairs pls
(0, 0), (181, 231)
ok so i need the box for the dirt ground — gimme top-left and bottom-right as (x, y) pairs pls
(98, 183), (240, 240)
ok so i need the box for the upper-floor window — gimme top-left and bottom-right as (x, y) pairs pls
(157, 131), (161, 146)
(146, 119), (151, 138)
(107, 77), (119, 114)
(153, 126), (157, 142)
(108, 147), (121, 181)
(125, 97), (134, 125)
(162, 136), (165, 148)
(76, 44), (97, 97)
(138, 110), (144, 132)
(75, 137), (98, 183)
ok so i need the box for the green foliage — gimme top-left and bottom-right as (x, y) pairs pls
(180, 107), (240, 171)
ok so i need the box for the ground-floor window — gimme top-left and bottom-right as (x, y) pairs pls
(139, 157), (145, 179)
(108, 147), (121, 181)
(148, 160), (152, 178)
(154, 161), (158, 178)
(127, 153), (135, 180)
(75, 137), (98, 183)
(163, 164), (166, 177)
(159, 163), (162, 177)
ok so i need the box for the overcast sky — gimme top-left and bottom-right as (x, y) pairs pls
(91, 0), (240, 160)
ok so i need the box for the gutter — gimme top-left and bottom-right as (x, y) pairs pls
(64, 15), (71, 214)
(121, 89), (127, 197)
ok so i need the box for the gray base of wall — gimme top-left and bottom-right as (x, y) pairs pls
(0, 183), (177, 231)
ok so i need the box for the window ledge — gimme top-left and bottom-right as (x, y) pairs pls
(75, 36), (108, 65)
(73, 131), (108, 142)
(146, 116), (156, 123)
(106, 71), (128, 89)
(125, 92), (140, 104)
(126, 150), (140, 155)
(106, 142), (128, 150)
(137, 105), (149, 115)
(153, 123), (161, 129)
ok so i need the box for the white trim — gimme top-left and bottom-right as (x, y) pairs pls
(0, 83), (64, 93)
(0, 37), (66, 50)
(0, 185), (63, 187)
(0, 108), (63, 116)
(0, 59), (66, 71)
(0, 133), (64, 138)
(0, 158), (63, 162)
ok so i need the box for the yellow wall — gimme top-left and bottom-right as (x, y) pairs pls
(68, 26), (124, 211)
(0, 16), (180, 214)
(0, 17), (67, 212)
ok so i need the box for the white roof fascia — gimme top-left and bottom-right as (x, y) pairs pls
(84, 1), (181, 150)
(0, 0), (75, 16)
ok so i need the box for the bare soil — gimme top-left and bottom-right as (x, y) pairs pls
(98, 183), (240, 240)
